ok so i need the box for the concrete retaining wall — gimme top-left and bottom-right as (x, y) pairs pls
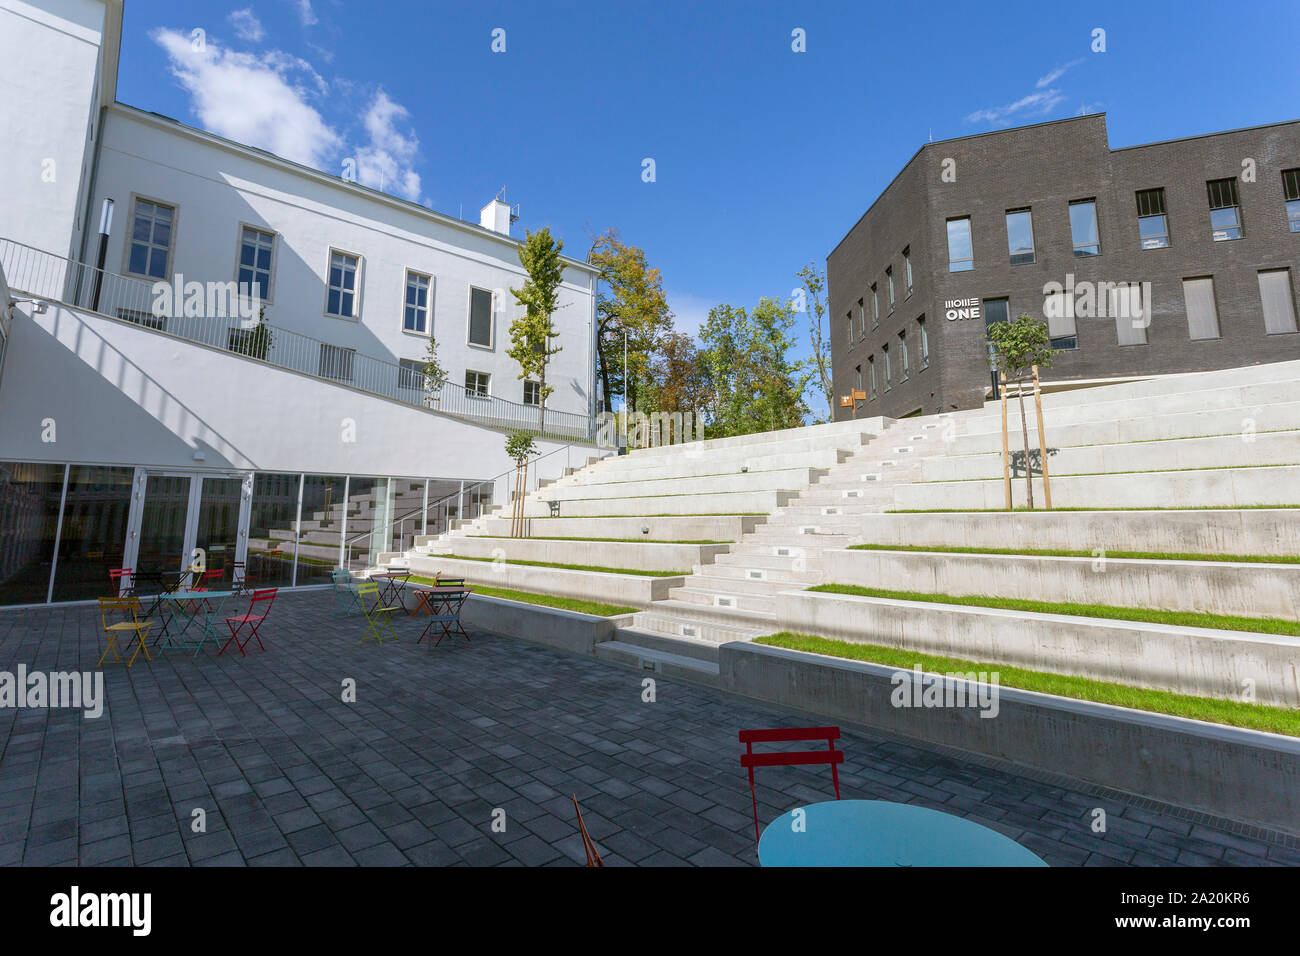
(825, 548), (1300, 618)
(462, 514), (763, 541)
(522, 489), (793, 518)
(719, 641), (1300, 835)
(441, 536), (726, 573)
(460, 594), (616, 655)
(404, 555), (682, 608)
(776, 589), (1300, 707)
(544, 465), (824, 501)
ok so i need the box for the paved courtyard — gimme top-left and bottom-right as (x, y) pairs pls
(0, 589), (1295, 867)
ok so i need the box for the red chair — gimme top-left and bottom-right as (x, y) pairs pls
(231, 561), (256, 595)
(739, 726), (845, 843)
(182, 568), (223, 614)
(571, 795), (603, 867)
(109, 568), (136, 598)
(219, 588), (278, 656)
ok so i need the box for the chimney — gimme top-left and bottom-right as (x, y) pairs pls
(479, 198), (512, 236)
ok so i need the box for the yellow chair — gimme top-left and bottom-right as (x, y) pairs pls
(97, 597), (153, 668)
(357, 581), (401, 644)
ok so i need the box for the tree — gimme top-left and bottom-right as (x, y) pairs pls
(796, 262), (834, 421)
(504, 431), (538, 537)
(509, 228), (565, 431)
(987, 313), (1057, 509)
(421, 335), (446, 408)
(587, 229), (673, 414)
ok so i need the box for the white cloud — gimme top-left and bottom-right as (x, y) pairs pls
(152, 28), (341, 168)
(353, 89), (422, 201)
(228, 8), (265, 43)
(965, 88), (1067, 126)
(293, 0), (317, 26)
(1036, 58), (1084, 88)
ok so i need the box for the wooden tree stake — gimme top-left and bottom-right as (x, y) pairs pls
(1000, 371), (1012, 509)
(1032, 364), (1052, 509)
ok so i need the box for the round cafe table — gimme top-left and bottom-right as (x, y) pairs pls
(758, 800), (1047, 867)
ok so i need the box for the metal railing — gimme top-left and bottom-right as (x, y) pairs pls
(0, 237), (596, 442)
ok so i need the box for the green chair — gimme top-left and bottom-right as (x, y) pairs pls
(357, 580), (401, 644)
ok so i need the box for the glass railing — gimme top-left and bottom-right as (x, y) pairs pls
(0, 237), (596, 442)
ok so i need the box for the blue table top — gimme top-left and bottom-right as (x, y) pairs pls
(758, 800), (1047, 867)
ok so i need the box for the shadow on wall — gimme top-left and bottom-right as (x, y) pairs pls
(1008, 447), (1059, 479)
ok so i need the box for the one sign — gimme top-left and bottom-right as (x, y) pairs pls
(851, 389), (867, 400)
(944, 297), (982, 322)
(839, 395), (854, 407)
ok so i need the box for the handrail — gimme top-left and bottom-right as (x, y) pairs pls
(0, 237), (596, 442)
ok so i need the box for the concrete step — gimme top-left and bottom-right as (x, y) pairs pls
(616, 417), (890, 462)
(667, 586), (777, 614)
(641, 598), (777, 627)
(433, 536), (724, 573)
(567, 447), (853, 485)
(593, 640), (723, 684)
(458, 514), (763, 541)
(540, 466), (828, 502)
(690, 563), (825, 585)
(611, 626), (724, 660)
(625, 613), (768, 644)
(521, 489), (797, 518)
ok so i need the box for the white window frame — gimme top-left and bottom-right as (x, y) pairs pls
(403, 270), (433, 336)
(523, 380), (541, 405)
(465, 370), (491, 398)
(234, 224), (277, 305)
(123, 194), (178, 282)
(466, 285), (495, 350)
(324, 248), (363, 321)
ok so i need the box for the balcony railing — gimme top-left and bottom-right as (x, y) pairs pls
(0, 238), (596, 442)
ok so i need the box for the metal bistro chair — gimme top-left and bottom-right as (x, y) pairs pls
(417, 583), (472, 647)
(97, 597), (153, 668)
(219, 588), (278, 657)
(108, 567), (136, 598)
(231, 561), (257, 596)
(331, 569), (363, 616)
(357, 581), (402, 644)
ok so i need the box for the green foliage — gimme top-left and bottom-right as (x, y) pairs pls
(796, 262), (834, 421)
(508, 228), (565, 411)
(234, 306), (273, 360)
(699, 297), (811, 438)
(504, 430), (537, 465)
(986, 312), (1056, 381)
(422, 336), (446, 405)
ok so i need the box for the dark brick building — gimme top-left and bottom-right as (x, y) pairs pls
(827, 114), (1300, 419)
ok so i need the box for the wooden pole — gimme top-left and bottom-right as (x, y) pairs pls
(1032, 364), (1052, 509)
(1000, 371), (1012, 509)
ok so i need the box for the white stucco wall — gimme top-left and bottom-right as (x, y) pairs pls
(0, 302), (602, 493)
(87, 106), (597, 419)
(0, 0), (109, 262)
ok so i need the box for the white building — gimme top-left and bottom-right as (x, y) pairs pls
(0, 0), (603, 606)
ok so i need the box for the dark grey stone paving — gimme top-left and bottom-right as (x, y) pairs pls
(1, 590), (1295, 867)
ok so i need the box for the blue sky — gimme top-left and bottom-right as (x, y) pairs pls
(117, 0), (1300, 417)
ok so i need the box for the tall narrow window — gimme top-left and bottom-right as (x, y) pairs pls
(858, 298), (866, 339)
(947, 217), (974, 272)
(468, 287), (494, 347)
(917, 315), (929, 368)
(127, 199), (175, 280)
(1182, 277), (1221, 340)
(854, 365), (863, 391)
(846, 312), (854, 346)
(1069, 200), (1100, 257)
(1111, 285), (1149, 346)
(1044, 290), (1078, 349)
(1207, 178), (1243, 241)
(403, 271), (430, 334)
(1282, 169), (1300, 232)
(886, 266), (895, 312)
(882, 343), (892, 389)
(871, 284), (879, 326)
(326, 251), (360, 318)
(237, 226), (275, 301)
(1259, 269), (1298, 335)
(867, 355), (876, 397)
(1005, 208), (1035, 264)
(898, 330), (909, 379)
(903, 247), (913, 295)
(1136, 188), (1170, 249)
(983, 297), (1009, 330)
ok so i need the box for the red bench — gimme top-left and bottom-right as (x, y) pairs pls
(739, 726), (845, 843)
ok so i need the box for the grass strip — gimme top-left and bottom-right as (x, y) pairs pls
(884, 505), (1300, 513)
(808, 584), (1300, 636)
(847, 543), (1300, 564)
(468, 535), (730, 544)
(410, 576), (636, 617)
(427, 553), (685, 577)
(754, 632), (1300, 736)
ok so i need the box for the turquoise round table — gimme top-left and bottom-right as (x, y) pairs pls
(758, 800), (1048, 867)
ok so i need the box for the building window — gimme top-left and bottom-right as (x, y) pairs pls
(465, 370), (490, 397)
(1207, 178), (1243, 241)
(983, 297), (1009, 330)
(882, 343), (892, 390)
(858, 298), (866, 339)
(867, 355), (876, 397)
(126, 199), (175, 280)
(946, 217), (974, 272)
(523, 380), (541, 405)
(404, 271), (431, 334)
(1069, 200), (1101, 257)
(903, 247), (913, 295)
(237, 226), (275, 302)
(1044, 291), (1078, 349)
(871, 284), (879, 326)
(917, 315), (929, 368)
(326, 251), (360, 318)
(398, 358), (424, 391)
(1110, 285), (1149, 346)
(1136, 189), (1170, 249)
(854, 365), (862, 392)
(898, 330), (909, 379)
(1259, 269), (1298, 335)
(468, 287), (494, 348)
(1284, 169), (1300, 232)
(1182, 277), (1221, 340)
(886, 266), (895, 312)
(846, 312), (854, 347)
(318, 343), (355, 381)
(1005, 208), (1035, 265)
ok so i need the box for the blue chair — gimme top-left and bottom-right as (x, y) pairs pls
(331, 569), (362, 616)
